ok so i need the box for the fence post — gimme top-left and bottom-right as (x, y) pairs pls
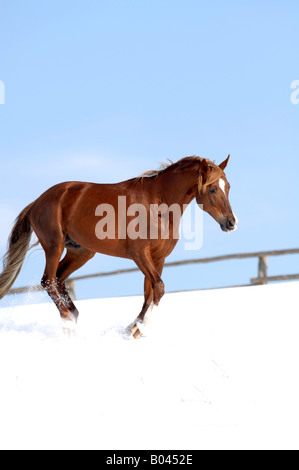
(66, 279), (76, 301)
(258, 256), (268, 285)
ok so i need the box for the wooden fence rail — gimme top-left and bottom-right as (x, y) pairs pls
(6, 248), (299, 300)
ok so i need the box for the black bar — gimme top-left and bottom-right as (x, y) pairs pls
(96, 451), (199, 466)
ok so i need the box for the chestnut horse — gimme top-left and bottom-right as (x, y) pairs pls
(0, 155), (237, 338)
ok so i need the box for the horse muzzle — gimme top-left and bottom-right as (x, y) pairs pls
(220, 215), (238, 233)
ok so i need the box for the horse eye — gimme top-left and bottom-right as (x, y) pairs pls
(209, 189), (217, 194)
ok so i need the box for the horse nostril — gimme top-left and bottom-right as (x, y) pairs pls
(227, 218), (235, 229)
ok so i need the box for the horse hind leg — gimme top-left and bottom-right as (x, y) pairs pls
(41, 240), (73, 321)
(56, 281), (79, 321)
(29, 201), (74, 321)
(56, 246), (95, 322)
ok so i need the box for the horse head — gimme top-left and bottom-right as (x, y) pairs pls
(196, 155), (238, 233)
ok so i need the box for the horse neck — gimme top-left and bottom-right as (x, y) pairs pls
(157, 168), (198, 207)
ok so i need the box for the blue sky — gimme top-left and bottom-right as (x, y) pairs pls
(0, 0), (299, 304)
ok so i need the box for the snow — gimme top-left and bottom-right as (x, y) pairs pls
(1, 282), (299, 450)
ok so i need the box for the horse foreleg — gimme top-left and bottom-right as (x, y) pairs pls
(131, 278), (154, 339)
(131, 255), (165, 339)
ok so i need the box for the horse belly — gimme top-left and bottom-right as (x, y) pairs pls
(62, 185), (131, 259)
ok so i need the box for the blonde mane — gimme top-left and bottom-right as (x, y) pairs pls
(137, 156), (224, 186)
(137, 159), (174, 179)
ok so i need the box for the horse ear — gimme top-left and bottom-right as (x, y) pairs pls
(199, 159), (210, 188)
(219, 154), (230, 171)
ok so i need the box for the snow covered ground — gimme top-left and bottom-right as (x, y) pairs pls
(1, 282), (299, 450)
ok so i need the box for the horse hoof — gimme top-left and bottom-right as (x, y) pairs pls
(131, 323), (143, 340)
(62, 318), (77, 338)
(63, 326), (77, 338)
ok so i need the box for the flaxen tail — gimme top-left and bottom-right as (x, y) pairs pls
(0, 202), (36, 299)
